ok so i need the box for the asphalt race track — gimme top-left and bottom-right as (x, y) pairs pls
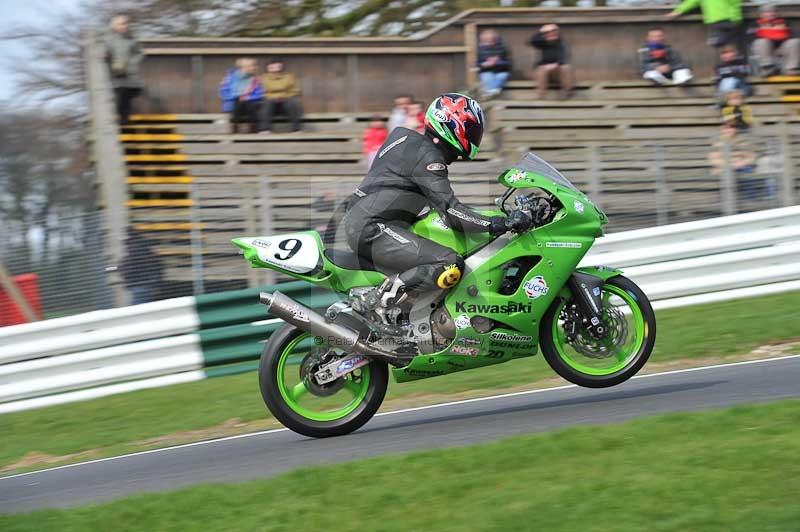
(2, 355), (799, 514)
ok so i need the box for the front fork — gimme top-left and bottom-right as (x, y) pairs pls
(566, 272), (608, 339)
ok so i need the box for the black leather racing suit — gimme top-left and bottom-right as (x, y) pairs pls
(343, 127), (506, 291)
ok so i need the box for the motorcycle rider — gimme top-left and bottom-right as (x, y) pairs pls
(343, 93), (532, 309)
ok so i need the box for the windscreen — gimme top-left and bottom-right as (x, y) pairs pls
(514, 152), (579, 192)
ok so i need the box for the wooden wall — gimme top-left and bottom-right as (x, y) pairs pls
(137, 6), (800, 114)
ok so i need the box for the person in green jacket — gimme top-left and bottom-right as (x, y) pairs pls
(666, 0), (743, 48)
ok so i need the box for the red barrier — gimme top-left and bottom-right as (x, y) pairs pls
(0, 273), (42, 326)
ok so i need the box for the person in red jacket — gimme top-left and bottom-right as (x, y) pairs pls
(362, 116), (389, 168)
(751, 4), (800, 76)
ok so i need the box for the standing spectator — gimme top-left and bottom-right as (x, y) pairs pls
(709, 120), (765, 201)
(721, 90), (753, 131)
(715, 44), (752, 97)
(404, 101), (425, 133)
(666, 0), (743, 50)
(388, 95), (412, 132)
(639, 28), (693, 85)
(104, 15), (143, 126)
(121, 227), (164, 305)
(751, 4), (800, 76)
(222, 58), (263, 134)
(530, 23), (574, 100)
(477, 29), (512, 98)
(259, 58), (303, 133)
(362, 116), (388, 168)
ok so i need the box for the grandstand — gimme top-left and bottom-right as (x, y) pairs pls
(88, 7), (800, 297)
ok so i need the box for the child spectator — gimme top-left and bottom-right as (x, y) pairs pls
(477, 29), (512, 98)
(404, 101), (425, 133)
(721, 90), (753, 131)
(751, 4), (800, 76)
(715, 45), (752, 98)
(260, 58), (303, 133)
(105, 15), (143, 126)
(530, 23), (573, 100)
(219, 58), (262, 133)
(639, 28), (693, 85)
(709, 120), (764, 201)
(362, 116), (388, 168)
(388, 95), (412, 132)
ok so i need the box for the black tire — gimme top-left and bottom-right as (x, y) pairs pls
(259, 323), (389, 438)
(540, 275), (656, 388)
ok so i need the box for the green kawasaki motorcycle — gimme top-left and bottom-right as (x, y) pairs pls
(233, 152), (656, 438)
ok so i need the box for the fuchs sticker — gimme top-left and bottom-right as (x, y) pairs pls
(489, 332), (533, 343)
(546, 242), (582, 249)
(432, 217), (449, 230)
(454, 314), (471, 330)
(426, 162), (446, 172)
(433, 109), (448, 122)
(523, 276), (549, 299)
(506, 170), (526, 183)
(574, 200), (585, 214)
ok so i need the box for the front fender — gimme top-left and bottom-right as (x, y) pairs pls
(575, 265), (624, 282)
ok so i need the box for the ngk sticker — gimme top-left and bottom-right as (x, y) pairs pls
(523, 276), (549, 299)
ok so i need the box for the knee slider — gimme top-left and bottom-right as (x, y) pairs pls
(435, 255), (464, 289)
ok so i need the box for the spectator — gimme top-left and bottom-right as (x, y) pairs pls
(715, 44), (752, 97)
(530, 23), (573, 100)
(121, 227), (164, 305)
(388, 95), (412, 132)
(219, 58), (262, 133)
(105, 15), (143, 126)
(362, 116), (388, 168)
(709, 120), (766, 201)
(259, 58), (303, 133)
(639, 28), (693, 86)
(666, 0), (743, 50)
(477, 29), (512, 98)
(721, 90), (753, 131)
(404, 101), (425, 133)
(751, 4), (800, 76)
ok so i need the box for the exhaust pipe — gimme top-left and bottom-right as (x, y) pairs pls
(260, 291), (405, 365)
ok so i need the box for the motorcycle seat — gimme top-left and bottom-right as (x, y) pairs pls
(324, 249), (380, 272)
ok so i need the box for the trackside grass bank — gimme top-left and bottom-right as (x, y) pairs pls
(2, 291), (799, 474)
(3, 399), (799, 530)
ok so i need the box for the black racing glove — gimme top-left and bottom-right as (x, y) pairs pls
(505, 209), (533, 233)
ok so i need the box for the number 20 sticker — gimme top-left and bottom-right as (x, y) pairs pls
(246, 234), (320, 273)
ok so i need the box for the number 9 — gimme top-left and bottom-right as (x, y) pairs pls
(274, 238), (302, 261)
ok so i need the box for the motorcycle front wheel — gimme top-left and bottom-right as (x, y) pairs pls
(540, 275), (656, 388)
(259, 323), (388, 438)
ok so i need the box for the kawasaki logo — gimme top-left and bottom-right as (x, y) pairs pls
(489, 332), (533, 343)
(454, 301), (532, 313)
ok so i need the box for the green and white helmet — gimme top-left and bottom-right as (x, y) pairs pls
(424, 93), (486, 160)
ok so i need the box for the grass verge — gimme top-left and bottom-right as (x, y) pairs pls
(2, 290), (799, 474)
(2, 399), (799, 530)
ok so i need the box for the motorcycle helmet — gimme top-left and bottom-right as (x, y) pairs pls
(424, 93), (485, 160)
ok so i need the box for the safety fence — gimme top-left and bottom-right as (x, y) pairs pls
(1, 206), (798, 414)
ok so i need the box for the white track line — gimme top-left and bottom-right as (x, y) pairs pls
(2, 353), (799, 482)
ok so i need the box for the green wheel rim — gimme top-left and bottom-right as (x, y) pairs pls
(552, 284), (647, 376)
(276, 333), (371, 422)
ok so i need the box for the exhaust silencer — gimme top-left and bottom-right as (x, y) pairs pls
(260, 291), (404, 364)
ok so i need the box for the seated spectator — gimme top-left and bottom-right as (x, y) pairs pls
(639, 28), (693, 86)
(715, 45), (752, 98)
(388, 95), (412, 132)
(477, 29), (512, 98)
(404, 101), (425, 133)
(362, 116), (388, 168)
(751, 4), (800, 76)
(259, 58), (303, 133)
(530, 23), (573, 100)
(721, 90), (753, 131)
(105, 15), (143, 126)
(219, 58), (263, 133)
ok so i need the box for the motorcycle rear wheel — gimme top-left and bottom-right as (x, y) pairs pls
(540, 275), (656, 388)
(259, 323), (388, 438)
